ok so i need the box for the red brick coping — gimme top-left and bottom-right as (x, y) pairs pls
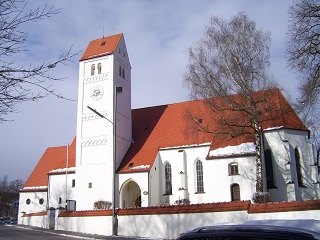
(58, 200), (320, 218)
(59, 201), (250, 217)
(248, 199), (320, 213)
(22, 211), (47, 217)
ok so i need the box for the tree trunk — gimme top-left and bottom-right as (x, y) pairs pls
(254, 118), (263, 192)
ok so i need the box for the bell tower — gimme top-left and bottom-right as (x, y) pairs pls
(75, 33), (131, 210)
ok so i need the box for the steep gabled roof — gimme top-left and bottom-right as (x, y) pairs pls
(79, 33), (123, 61)
(119, 89), (308, 171)
(207, 89), (308, 159)
(21, 138), (76, 190)
(118, 101), (214, 173)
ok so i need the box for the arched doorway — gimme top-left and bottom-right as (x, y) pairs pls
(120, 180), (141, 208)
(231, 183), (241, 201)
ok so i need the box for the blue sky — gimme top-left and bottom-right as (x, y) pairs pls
(0, 0), (298, 182)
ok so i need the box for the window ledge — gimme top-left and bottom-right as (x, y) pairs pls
(194, 192), (205, 194)
(162, 193), (172, 196)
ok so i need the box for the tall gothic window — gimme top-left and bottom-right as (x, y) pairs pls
(295, 148), (304, 187)
(196, 160), (204, 193)
(231, 183), (241, 201)
(97, 63), (102, 74)
(91, 64), (95, 76)
(165, 163), (172, 194)
(265, 149), (276, 188)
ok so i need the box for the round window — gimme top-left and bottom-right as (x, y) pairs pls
(39, 198), (44, 205)
(26, 199), (31, 205)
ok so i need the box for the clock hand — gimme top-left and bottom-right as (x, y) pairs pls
(92, 90), (100, 97)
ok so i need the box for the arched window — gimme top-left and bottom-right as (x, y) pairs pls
(228, 162), (239, 175)
(295, 148), (304, 187)
(91, 64), (95, 76)
(231, 183), (241, 201)
(265, 149), (276, 188)
(119, 65), (122, 76)
(122, 67), (125, 79)
(165, 163), (172, 194)
(97, 63), (102, 74)
(196, 160), (204, 193)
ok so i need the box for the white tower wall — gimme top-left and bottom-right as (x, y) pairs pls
(75, 35), (131, 210)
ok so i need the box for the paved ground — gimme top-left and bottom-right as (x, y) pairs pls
(6, 224), (163, 240)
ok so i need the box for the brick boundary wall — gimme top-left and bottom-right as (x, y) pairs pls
(22, 211), (47, 217)
(58, 199), (320, 217)
(248, 199), (320, 213)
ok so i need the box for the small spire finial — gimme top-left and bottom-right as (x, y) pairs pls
(103, 26), (104, 38)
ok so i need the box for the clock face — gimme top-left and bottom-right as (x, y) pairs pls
(90, 85), (104, 101)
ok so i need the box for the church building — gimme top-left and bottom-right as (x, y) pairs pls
(18, 33), (320, 219)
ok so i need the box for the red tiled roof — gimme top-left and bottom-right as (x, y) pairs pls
(118, 100), (215, 173)
(119, 89), (308, 172)
(22, 137), (76, 189)
(207, 89), (308, 156)
(79, 33), (122, 61)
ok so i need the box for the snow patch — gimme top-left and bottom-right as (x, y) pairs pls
(208, 142), (256, 158)
(131, 165), (150, 170)
(22, 186), (47, 190)
(160, 142), (211, 150)
(84, 52), (111, 59)
(264, 126), (283, 131)
(49, 167), (76, 174)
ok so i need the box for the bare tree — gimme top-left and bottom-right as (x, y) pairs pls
(0, 0), (77, 122)
(184, 12), (278, 192)
(0, 176), (24, 216)
(287, 0), (320, 161)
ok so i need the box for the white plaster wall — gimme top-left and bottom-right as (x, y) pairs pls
(264, 129), (320, 202)
(118, 211), (248, 239)
(55, 209), (320, 239)
(56, 215), (112, 236)
(18, 191), (47, 221)
(157, 145), (256, 205)
(248, 209), (320, 221)
(17, 192), (48, 227)
(263, 130), (289, 201)
(19, 214), (49, 229)
(158, 145), (211, 205)
(150, 129), (319, 207)
(75, 165), (113, 210)
(149, 156), (161, 206)
(206, 156), (256, 202)
(48, 173), (76, 209)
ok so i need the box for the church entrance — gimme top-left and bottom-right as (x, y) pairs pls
(120, 180), (141, 208)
